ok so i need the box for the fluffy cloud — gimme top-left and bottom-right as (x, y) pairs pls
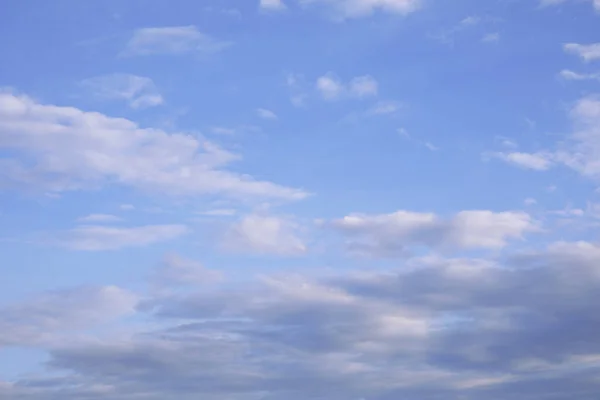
(4, 241), (600, 399)
(316, 73), (378, 100)
(0, 91), (307, 200)
(330, 210), (537, 256)
(57, 224), (189, 251)
(564, 42), (600, 62)
(220, 214), (307, 255)
(123, 26), (231, 56)
(80, 74), (164, 109)
(300, 0), (422, 19)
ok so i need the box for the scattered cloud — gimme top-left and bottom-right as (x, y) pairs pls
(286, 73), (309, 107)
(316, 73), (378, 100)
(559, 69), (600, 81)
(57, 224), (189, 251)
(424, 142), (439, 151)
(490, 152), (554, 171)
(260, 0), (287, 11)
(330, 210), (537, 256)
(316, 73), (345, 100)
(80, 74), (164, 109)
(524, 198), (537, 206)
(299, 0), (423, 19)
(197, 208), (237, 217)
(203, 6), (243, 18)
(221, 213), (307, 255)
(256, 108), (278, 120)
(210, 126), (237, 135)
(0, 91), (307, 201)
(123, 26), (231, 57)
(564, 42), (600, 62)
(368, 100), (402, 115)
(349, 75), (379, 98)
(482, 32), (500, 43)
(76, 214), (122, 223)
(431, 15), (499, 45)
(495, 96), (600, 181)
(541, 0), (600, 10)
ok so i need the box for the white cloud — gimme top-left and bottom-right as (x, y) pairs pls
(80, 74), (164, 109)
(120, 204), (135, 211)
(482, 32), (500, 43)
(197, 208), (237, 216)
(424, 142), (439, 151)
(349, 75), (379, 97)
(559, 69), (600, 81)
(260, 0), (287, 11)
(541, 0), (600, 10)
(286, 73), (309, 107)
(300, 0), (423, 19)
(256, 108), (278, 120)
(553, 96), (600, 179)
(564, 42), (600, 62)
(76, 214), (122, 223)
(316, 73), (345, 100)
(210, 126), (236, 135)
(0, 91), (307, 201)
(490, 96), (600, 181)
(316, 73), (378, 100)
(221, 214), (307, 255)
(123, 25), (231, 57)
(331, 210), (537, 256)
(57, 224), (189, 251)
(368, 100), (402, 115)
(492, 152), (554, 171)
(524, 198), (537, 206)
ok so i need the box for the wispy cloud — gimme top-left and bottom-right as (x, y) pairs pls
(559, 69), (600, 81)
(123, 26), (231, 57)
(76, 214), (122, 223)
(80, 74), (164, 109)
(57, 224), (189, 251)
(256, 108), (278, 120)
(300, 0), (422, 19)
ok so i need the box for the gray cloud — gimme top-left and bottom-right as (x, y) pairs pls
(3, 241), (600, 399)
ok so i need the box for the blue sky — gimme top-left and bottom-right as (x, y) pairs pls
(2, 0), (600, 398)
